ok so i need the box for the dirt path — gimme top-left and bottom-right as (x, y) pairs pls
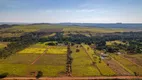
(123, 55), (142, 66)
(121, 55), (142, 67)
(3, 76), (142, 80)
(31, 48), (48, 65)
(104, 59), (131, 75)
(81, 45), (103, 75)
(81, 45), (94, 62)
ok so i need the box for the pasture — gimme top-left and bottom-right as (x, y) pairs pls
(123, 54), (142, 66)
(0, 42), (67, 77)
(106, 40), (125, 46)
(82, 44), (116, 76)
(71, 45), (101, 76)
(111, 54), (142, 75)
(0, 42), (8, 49)
(63, 27), (126, 33)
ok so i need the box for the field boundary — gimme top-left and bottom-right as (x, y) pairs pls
(111, 56), (134, 75)
(121, 55), (142, 67)
(31, 48), (48, 65)
(81, 44), (94, 62)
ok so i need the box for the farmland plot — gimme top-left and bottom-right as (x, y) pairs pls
(0, 42), (9, 49)
(18, 48), (46, 54)
(104, 59), (131, 76)
(111, 54), (142, 75)
(46, 46), (67, 54)
(0, 54), (40, 64)
(123, 54), (142, 66)
(82, 44), (116, 76)
(71, 45), (100, 76)
(0, 43), (67, 77)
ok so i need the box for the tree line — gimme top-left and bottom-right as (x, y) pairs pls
(0, 32), (41, 58)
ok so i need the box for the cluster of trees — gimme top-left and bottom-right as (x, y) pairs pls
(66, 44), (73, 76)
(94, 32), (142, 54)
(0, 24), (13, 29)
(1, 30), (141, 58)
(40, 31), (142, 54)
(0, 32), (40, 58)
(39, 33), (93, 44)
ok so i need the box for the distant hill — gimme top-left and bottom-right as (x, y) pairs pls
(1, 22), (142, 29)
(57, 23), (142, 29)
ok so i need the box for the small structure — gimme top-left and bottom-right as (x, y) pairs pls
(117, 52), (122, 55)
(100, 53), (109, 59)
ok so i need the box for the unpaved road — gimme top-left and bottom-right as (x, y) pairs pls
(2, 76), (142, 80)
(31, 48), (48, 65)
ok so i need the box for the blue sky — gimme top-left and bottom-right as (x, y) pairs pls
(0, 0), (142, 23)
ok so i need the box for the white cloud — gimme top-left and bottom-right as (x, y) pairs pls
(43, 9), (96, 13)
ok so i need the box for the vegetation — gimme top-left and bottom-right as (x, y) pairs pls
(0, 24), (142, 77)
(71, 45), (100, 76)
(111, 54), (142, 75)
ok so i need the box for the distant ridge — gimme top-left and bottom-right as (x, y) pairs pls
(0, 22), (142, 29)
(56, 23), (142, 29)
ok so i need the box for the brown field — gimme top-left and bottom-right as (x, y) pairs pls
(123, 54), (142, 66)
(38, 28), (63, 33)
(104, 59), (131, 76)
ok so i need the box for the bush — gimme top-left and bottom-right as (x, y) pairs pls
(76, 49), (80, 52)
(0, 73), (8, 79)
(36, 71), (43, 79)
(46, 43), (56, 46)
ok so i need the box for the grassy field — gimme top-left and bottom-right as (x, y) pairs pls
(18, 48), (46, 54)
(104, 59), (131, 76)
(106, 40), (125, 46)
(0, 24), (65, 38)
(0, 54), (40, 64)
(0, 42), (67, 77)
(123, 54), (142, 66)
(71, 45), (101, 76)
(82, 44), (116, 76)
(18, 42), (67, 54)
(46, 46), (67, 54)
(34, 54), (66, 65)
(0, 64), (65, 77)
(63, 27), (126, 33)
(111, 54), (142, 75)
(0, 42), (8, 49)
(42, 33), (56, 38)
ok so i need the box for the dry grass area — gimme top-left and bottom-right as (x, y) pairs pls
(104, 59), (131, 75)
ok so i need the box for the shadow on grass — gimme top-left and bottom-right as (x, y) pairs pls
(36, 71), (43, 79)
(0, 73), (8, 79)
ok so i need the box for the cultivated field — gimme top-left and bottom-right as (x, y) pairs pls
(0, 42), (9, 49)
(71, 44), (101, 76)
(0, 24), (142, 78)
(82, 44), (116, 76)
(110, 54), (142, 75)
(0, 42), (67, 77)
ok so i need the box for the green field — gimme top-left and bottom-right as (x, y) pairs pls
(0, 42), (67, 77)
(18, 42), (67, 54)
(0, 64), (65, 77)
(63, 27), (126, 33)
(106, 40), (125, 46)
(111, 54), (142, 75)
(71, 45), (100, 76)
(82, 44), (116, 76)
(0, 42), (8, 49)
(0, 24), (141, 77)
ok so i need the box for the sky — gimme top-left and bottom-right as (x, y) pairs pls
(0, 0), (142, 23)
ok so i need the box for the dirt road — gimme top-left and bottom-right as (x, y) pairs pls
(31, 48), (48, 65)
(3, 76), (142, 80)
